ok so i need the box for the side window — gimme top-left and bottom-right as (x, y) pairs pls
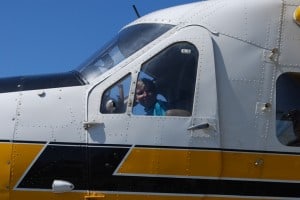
(100, 75), (131, 114)
(133, 42), (198, 116)
(276, 72), (300, 146)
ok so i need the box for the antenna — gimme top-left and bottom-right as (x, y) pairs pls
(132, 5), (141, 18)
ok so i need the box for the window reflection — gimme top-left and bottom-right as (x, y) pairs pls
(77, 23), (174, 82)
(100, 75), (131, 114)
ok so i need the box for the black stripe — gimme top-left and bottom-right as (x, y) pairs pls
(0, 140), (10, 143)
(0, 140), (46, 144)
(13, 140), (47, 144)
(17, 145), (300, 197)
(50, 141), (131, 147)
(3, 139), (300, 155)
(0, 71), (86, 93)
(18, 145), (90, 189)
(53, 142), (300, 156)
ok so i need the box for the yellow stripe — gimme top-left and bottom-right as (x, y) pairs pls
(10, 143), (45, 188)
(1, 142), (44, 199)
(118, 147), (300, 181)
(0, 143), (12, 198)
(118, 148), (221, 177)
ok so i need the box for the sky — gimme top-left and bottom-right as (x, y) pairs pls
(0, 0), (198, 78)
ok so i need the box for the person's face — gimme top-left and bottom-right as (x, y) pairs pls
(135, 83), (156, 108)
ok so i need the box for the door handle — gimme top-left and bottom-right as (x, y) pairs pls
(83, 121), (104, 130)
(187, 123), (209, 130)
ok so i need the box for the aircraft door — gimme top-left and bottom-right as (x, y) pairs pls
(86, 26), (221, 195)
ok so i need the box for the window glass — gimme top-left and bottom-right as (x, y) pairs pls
(76, 23), (174, 82)
(133, 42), (198, 116)
(276, 72), (300, 146)
(100, 75), (131, 114)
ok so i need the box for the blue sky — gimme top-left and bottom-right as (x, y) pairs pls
(0, 0), (198, 78)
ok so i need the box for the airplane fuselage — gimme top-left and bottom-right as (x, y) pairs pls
(2, 0), (300, 199)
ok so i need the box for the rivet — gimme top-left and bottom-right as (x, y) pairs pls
(254, 158), (264, 166)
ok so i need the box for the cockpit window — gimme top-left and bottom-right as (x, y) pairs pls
(76, 23), (174, 82)
(133, 42), (198, 116)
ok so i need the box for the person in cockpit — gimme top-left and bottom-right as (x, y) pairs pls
(134, 78), (168, 116)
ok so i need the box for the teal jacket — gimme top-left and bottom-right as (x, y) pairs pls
(145, 100), (168, 116)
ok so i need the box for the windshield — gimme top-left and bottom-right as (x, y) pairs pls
(76, 23), (174, 82)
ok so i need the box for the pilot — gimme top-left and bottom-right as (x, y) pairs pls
(135, 78), (168, 116)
